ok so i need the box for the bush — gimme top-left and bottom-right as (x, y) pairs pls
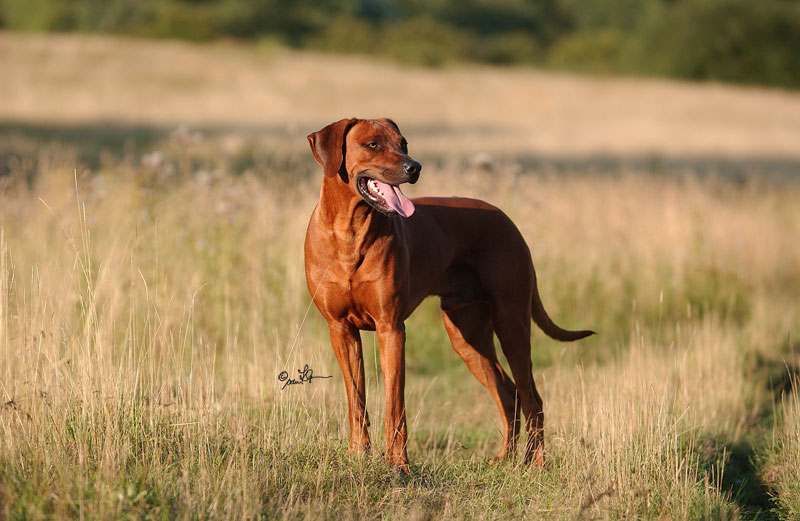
(547, 29), (628, 73)
(557, 0), (660, 32)
(635, 0), (800, 88)
(143, 1), (218, 41)
(436, 0), (569, 45)
(475, 31), (542, 65)
(213, 0), (344, 46)
(307, 15), (378, 55)
(380, 16), (472, 67)
(0, 0), (76, 31)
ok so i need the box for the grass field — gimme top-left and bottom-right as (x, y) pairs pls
(1, 32), (800, 519)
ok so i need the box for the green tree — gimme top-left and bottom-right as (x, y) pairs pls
(636, 0), (800, 88)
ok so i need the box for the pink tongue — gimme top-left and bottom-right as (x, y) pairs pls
(373, 179), (415, 217)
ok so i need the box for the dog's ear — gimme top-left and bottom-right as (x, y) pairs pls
(307, 118), (358, 178)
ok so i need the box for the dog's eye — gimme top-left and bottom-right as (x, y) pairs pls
(401, 140), (408, 153)
(365, 142), (379, 150)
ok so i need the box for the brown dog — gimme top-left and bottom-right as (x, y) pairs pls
(304, 118), (593, 472)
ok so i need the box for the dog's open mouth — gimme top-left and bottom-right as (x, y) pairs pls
(357, 175), (415, 218)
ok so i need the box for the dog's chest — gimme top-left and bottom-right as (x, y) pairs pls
(312, 255), (400, 330)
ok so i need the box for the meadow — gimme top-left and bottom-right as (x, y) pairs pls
(1, 32), (800, 520)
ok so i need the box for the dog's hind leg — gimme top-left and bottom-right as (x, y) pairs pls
(493, 311), (545, 467)
(442, 303), (521, 460)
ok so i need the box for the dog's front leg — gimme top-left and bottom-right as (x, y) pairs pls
(328, 322), (371, 453)
(376, 323), (409, 472)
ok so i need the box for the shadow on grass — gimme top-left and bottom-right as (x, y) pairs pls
(0, 120), (317, 182)
(0, 121), (296, 155)
(698, 351), (800, 520)
(0, 121), (169, 179)
(515, 153), (800, 181)
(4, 121), (800, 181)
(706, 437), (777, 520)
(0, 121), (168, 152)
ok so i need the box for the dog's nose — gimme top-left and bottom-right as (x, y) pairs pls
(404, 160), (421, 183)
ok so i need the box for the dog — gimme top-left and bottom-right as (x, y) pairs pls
(304, 118), (593, 472)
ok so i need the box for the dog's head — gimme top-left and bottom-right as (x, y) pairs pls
(308, 118), (421, 218)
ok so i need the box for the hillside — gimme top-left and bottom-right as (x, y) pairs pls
(2, 31), (800, 160)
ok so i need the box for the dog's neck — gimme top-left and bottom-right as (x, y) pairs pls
(316, 176), (391, 251)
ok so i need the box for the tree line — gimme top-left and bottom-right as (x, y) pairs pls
(2, 0), (800, 89)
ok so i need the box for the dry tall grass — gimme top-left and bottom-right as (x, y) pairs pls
(1, 143), (798, 518)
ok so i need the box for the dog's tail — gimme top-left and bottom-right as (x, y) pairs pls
(531, 276), (595, 342)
